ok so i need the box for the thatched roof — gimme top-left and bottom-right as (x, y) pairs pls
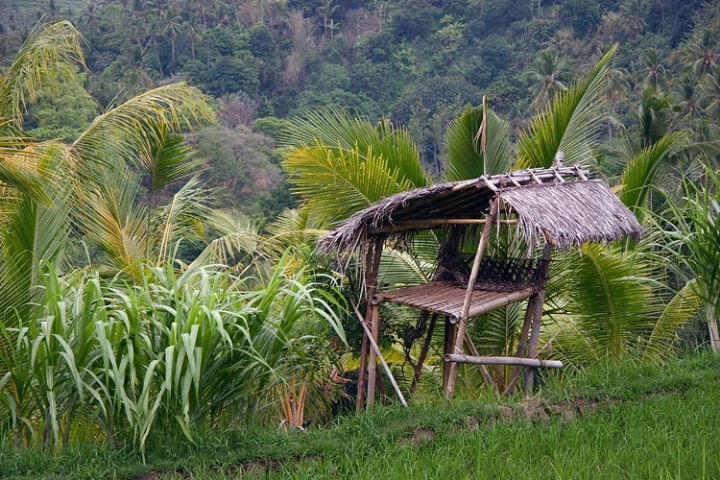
(318, 165), (642, 257)
(498, 180), (643, 250)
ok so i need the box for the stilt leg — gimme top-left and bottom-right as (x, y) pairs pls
(443, 317), (457, 390)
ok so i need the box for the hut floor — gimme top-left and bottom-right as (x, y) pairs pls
(374, 281), (535, 322)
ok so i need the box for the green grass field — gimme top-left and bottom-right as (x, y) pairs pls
(2, 354), (719, 480)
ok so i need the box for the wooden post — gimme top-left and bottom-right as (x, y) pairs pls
(444, 199), (499, 399)
(356, 332), (369, 412)
(443, 316), (456, 390)
(523, 241), (552, 394)
(504, 294), (539, 395)
(366, 300), (380, 407)
(364, 238), (384, 408)
(356, 238), (384, 411)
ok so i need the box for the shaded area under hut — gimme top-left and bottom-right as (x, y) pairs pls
(318, 165), (643, 409)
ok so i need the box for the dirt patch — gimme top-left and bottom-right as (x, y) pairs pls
(399, 426), (435, 447)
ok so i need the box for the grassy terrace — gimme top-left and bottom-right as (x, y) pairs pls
(2, 353), (719, 480)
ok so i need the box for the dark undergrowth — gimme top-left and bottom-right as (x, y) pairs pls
(2, 352), (719, 480)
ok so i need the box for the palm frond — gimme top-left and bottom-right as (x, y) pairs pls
(0, 21), (84, 129)
(282, 108), (428, 189)
(284, 145), (418, 227)
(0, 134), (52, 204)
(191, 209), (270, 269)
(561, 244), (661, 361)
(445, 100), (513, 181)
(517, 45), (616, 169)
(617, 132), (683, 220)
(154, 177), (209, 263)
(643, 281), (700, 362)
(143, 129), (202, 193)
(75, 166), (148, 274)
(0, 149), (74, 324)
(72, 83), (214, 170)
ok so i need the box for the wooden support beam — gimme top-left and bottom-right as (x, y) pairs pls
(357, 238), (384, 411)
(369, 218), (517, 235)
(445, 354), (563, 369)
(444, 199), (499, 399)
(411, 313), (438, 393)
(505, 294), (539, 395)
(574, 165), (588, 180)
(443, 317), (457, 390)
(524, 241), (553, 394)
(366, 301), (380, 407)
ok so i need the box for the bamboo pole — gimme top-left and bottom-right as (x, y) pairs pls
(445, 354), (563, 369)
(444, 199), (499, 398)
(523, 241), (552, 394)
(356, 333), (369, 412)
(351, 302), (408, 407)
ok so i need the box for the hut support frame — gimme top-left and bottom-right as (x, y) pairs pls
(318, 165), (643, 408)
(444, 200), (499, 398)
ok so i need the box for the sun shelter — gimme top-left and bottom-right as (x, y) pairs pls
(319, 165), (643, 409)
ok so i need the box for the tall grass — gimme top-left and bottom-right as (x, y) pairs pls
(0, 253), (345, 455)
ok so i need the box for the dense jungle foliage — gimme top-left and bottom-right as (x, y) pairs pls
(0, 0), (719, 466)
(2, 0), (719, 204)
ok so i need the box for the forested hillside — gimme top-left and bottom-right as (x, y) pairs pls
(1, 0), (718, 214)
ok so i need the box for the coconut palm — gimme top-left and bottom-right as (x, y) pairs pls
(636, 48), (669, 92)
(518, 45), (616, 169)
(681, 29), (717, 77)
(618, 0), (648, 39)
(281, 108), (429, 227)
(701, 65), (720, 122)
(524, 49), (568, 112)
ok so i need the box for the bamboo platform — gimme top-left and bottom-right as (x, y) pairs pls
(373, 281), (536, 322)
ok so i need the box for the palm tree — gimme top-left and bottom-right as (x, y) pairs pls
(0, 20), (215, 316)
(524, 49), (568, 112)
(701, 65), (720, 122)
(618, 0), (648, 39)
(658, 167), (720, 352)
(281, 108), (429, 226)
(634, 87), (673, 149)
(636, 48), (668, 92)
(673, 74), (704, 123)
(681, 29), (717, 78)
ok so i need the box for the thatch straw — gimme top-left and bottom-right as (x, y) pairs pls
(497, 180), (643, 251)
